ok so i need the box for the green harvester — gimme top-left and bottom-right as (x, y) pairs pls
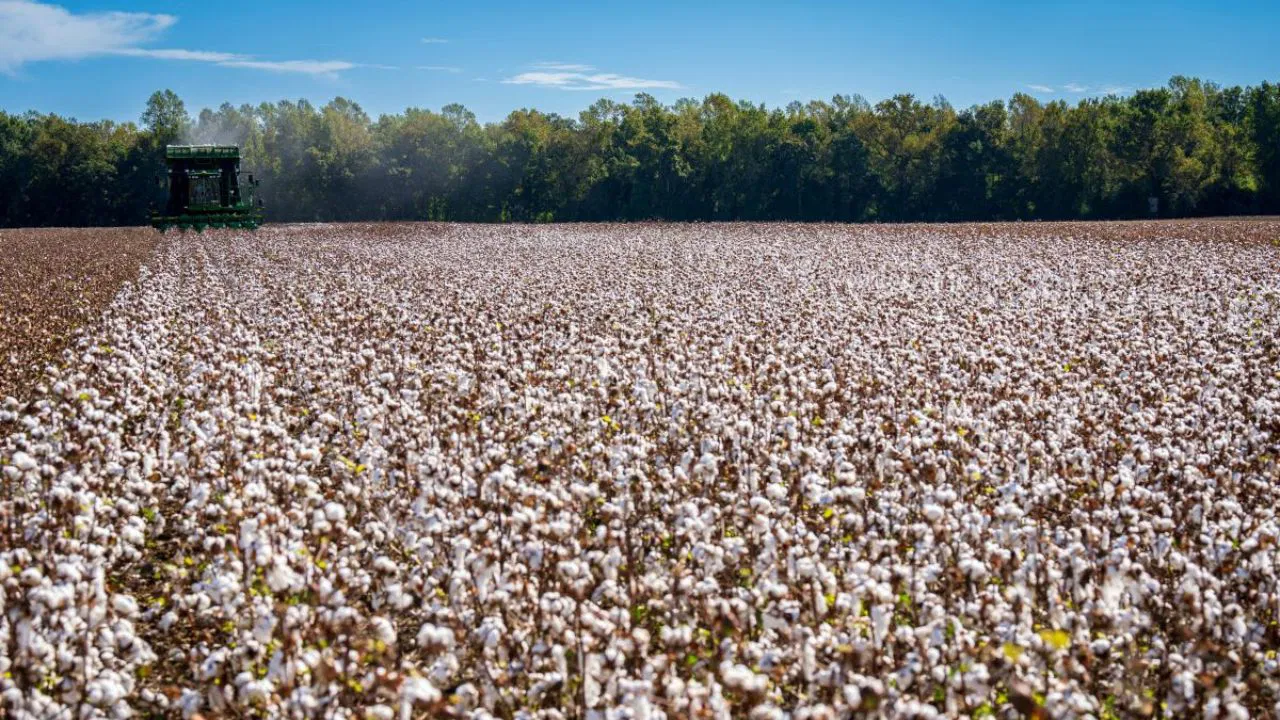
(151, 145), (264, 231)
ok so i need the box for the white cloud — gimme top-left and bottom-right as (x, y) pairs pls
(418, 65), (462, 73)
(532, 61), (596, 72)
(1100, 85), (1131, 95)
(421, 37), (449, 44)
(1027, 84), (1055, 93)
(218, 59), (358, 76)
(503, 64), (681, 91)
(114, 48), (242, 63)
(1063, 82), (1089, 93)
(0, 0), (368, 77)
(0, 0), (174, 71)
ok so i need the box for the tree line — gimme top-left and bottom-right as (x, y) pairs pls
(1, 76), (1278, 227)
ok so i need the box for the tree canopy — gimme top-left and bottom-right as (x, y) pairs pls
(1, 76), (1278, 227)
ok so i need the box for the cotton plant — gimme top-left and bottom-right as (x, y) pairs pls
(1, 220), (1278, 718)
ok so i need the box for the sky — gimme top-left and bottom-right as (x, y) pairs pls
(1, 0), (1277, 125)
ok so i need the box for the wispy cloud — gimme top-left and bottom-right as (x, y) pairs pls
(219, 59), (360, 75)
(114, 48), (241, 63)
(0, 0), (370, 76)
(1026, 84), (1055, 93)
(532, 61), (595, 72)
(1100, 85), (1131, 95)
(418, 65), (462, 73)
(421, 37), (449, 44)
(1063, 82), (1089, 93)
(503, 62), (681, 91)
(119, 48), (371, 76)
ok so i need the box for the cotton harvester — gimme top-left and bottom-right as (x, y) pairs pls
(150, 145), (264, 231)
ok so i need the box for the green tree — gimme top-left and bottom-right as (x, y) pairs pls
(141, 90), (190, 144)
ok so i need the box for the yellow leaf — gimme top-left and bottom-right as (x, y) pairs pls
(1039, 629), (1070, 650)
(1002, 642), (1023, 662)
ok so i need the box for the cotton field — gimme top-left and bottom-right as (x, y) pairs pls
(1, 221), (1279, 719)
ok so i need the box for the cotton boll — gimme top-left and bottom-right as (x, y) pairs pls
(112, 595), (140, 618)
(371, 616), (397, 646)
(12, 451), (38, 472)
(416, 624), (455, 650)
(400, 677), (441, 707)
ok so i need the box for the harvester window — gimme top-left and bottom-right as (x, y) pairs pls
(190, 173), (221, 207)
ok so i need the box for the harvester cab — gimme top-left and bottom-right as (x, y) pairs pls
(151, 145), (264, 231)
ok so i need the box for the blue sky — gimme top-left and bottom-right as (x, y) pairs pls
(1, 0), (1276, 124)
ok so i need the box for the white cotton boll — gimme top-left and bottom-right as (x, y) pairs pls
(766, 483), (787, 501)
(373, 556), (398, 574)
(385, 583), (414, 610)
(241, 679), (272, 706)
(871, 605), (891, 644)
(324, 502), (348, 522)
(477, 616), (505, 648)
(959, 558), (988, 581)
(749, 496), (773, 515)
(749, 705), (784, 720)
(121, 526), (146, 547)
(721, 662), (768, 693)
(34, 583), (73, 610)
(417, 624), (455, 650)
(660, 624), (694, 647)
(85, 677), (127, 707)
(12, 451), (38, 472)
(400, 677), (441, 707)
(922, 504), (943, 522)
(365, 705), (394, 720)
(371, 616), (397, 645)
(179, 688), (203, 718)
(842, 684), (862, 708)
(112, 595), (140, 618)
(266, 557), (302, 593)
(253, 614), (278, 644)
